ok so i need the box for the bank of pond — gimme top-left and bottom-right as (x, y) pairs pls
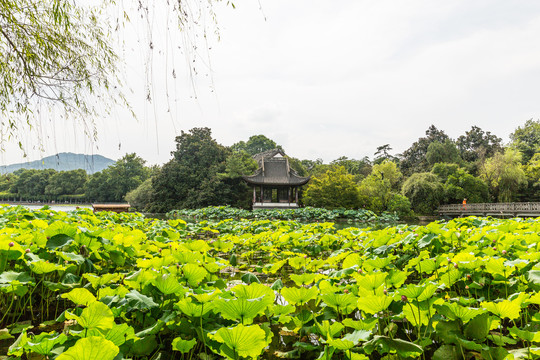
(0, 205), (539, 359)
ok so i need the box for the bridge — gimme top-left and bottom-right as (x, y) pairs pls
(439, 202), (540, 218)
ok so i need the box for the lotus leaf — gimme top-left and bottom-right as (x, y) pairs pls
(29, 260), (66, 274)
(214, 297), (268, 324)
(176, 297), (214, 317)
(328, 330), (371, 351)
(153, 273), (184, 295)
(290, 273), (323, 286)
(342, 318), (378, 331)
(56, 336), (119, 360)
(316, 320), (344, 339)
(0, 271), (33, 284)
(357, 295), (393, 314)
(182, 263), (208, 287)
(364, 335), (423, 358)
(435, 302), (486, 323)
(66, 301), (114, 331)
(231, 283), (275, 306)
(481, 300), (521, 320)
(125, 289), (158, 310)
(61, 288), (97, 306)
(281, 286), (319, 305)
(172, 337), (197, 353)
(25, 332), (67, 355)
(212, 324), (268, 359)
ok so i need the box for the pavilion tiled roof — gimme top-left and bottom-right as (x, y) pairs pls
(243, 149), (310, 186)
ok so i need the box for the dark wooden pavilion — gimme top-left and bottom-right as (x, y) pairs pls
(243, 149), (310, 209)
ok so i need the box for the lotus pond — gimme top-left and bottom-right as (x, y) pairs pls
(1, 205), (540, 359)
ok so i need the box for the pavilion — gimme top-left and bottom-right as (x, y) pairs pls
(243, 149), (310, 209)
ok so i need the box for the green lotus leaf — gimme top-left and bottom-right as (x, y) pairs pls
(271, 279), (284, 290)
(434, 302), (486, 324)
(328, 330), (371, 351)
(44, 221), (77, 239)
(192, 289), (221, 303)
(316, 320), (344, 339)
(342, 318), (378, 331)
(124, 270), (154, 289)
(232, 283), (275, 306)
(432, 345), (460, 360)
(402, 302), (430, 326)
(58, 252), (85, 264)
(214, 297), (268, 324)
(321, 293), (357, 315)
(101, 323), (136, 346)
(281, 286), (319, 305)
(342, 253), (362, 269)
(181, 240), (211, 253)
(153, 273), (184, 295)
(347, 353), (369, 360)
(416, 259), (437, 274)
(481, 300), (520, 320)
(289, 256), (309, 270)
(438, 269), (461, 288)
(61, 288), (97, 306)
(176, 297), (214, 317)
(182, 263), (208, 287)
(462, 313), (490, 341)
(356, 272), (388, 294)
(172, 337), (197, 353)
(241, 272), (261, 284)
(212, 324), (268, 359)
(398, 282), (437, 302)
(357, 295), (393, 314)
(83, 273), (121, 289)
(0, 271), (33, 284)
(210, 238), (234, 252)
(65, 301), (114, 331)
(528, 270), (540, 285)
(56, 336), (119, 360)
(0, 328), (13, 341)
(46, 234), (74, 249)
(485, 258), (508, 277)
(125, 290), (158, 310)
(386, 270), (409, 289)
(263, 259), (287, 274)
(509, 326), (540, 342)
(25, 332), (67, 355)
(29, 260), (66, 274)
(0, 282), (28, 296)
(364, 256), (396, 271)
(290, 273), (323, 286)
(363, 335), (423, 358)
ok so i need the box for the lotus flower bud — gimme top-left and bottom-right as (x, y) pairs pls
(401, 295), (408, 302)
(383, 289), (388, 295)
(465, 285), (469, 290)
(8, 242), (14, 247)
(25, 249), (31, 253)
(344, 289), (349, 294)
(502, 250), (507, 255)
(493, 247), (496, 251)
(453, 263), (458, 269)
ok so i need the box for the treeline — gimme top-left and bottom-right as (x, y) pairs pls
(3, 120), (539, 215)
(0, 154), (151, 203)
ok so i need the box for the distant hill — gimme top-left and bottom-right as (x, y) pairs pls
(0, 153), (115, 174)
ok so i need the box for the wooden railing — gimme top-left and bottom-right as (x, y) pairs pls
(439, 202), (540, 217)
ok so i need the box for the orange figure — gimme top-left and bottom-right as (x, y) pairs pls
(462, 198), (467, 210)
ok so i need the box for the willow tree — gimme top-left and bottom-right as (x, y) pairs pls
(0, 1), (120, 143)
(0, 0), (225, 149)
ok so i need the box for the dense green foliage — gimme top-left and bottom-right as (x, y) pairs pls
(2, 207), (540, 359)
(168, 205), (398, 223)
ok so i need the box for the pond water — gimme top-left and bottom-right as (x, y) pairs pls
(2, 203), (92, 212)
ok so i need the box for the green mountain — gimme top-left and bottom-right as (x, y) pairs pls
(0, 153), (115, 174)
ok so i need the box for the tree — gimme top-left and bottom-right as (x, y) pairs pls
(125, 178), (154, 211)
(85, 153), (150, 202)
(330, 156), (372, 179)
(232, 135), (279, 156)
(45, 169), (87, 196)
(402, 172), (444, 215)
(10, 169), (56, 197)
(151, 128), (231, 211)
(0, 0), (119, 141)
(399, 125), (450, 176)
(358, 160), (402, 213)
(374, 144), (396, 164)
(303, 166), (361, 209)
(425, 140), (461, 166)
(509, 119), (540, 163)
(443, 169), (489, 204)
(480, 149), (527, 202)
(456, 126), (503, 165)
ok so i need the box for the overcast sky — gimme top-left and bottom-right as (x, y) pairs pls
(2, 0), (540, 166)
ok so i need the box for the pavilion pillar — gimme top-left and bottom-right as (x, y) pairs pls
(295, 187), (299, 203)
(253, 187), (256, 204)
(260, 186), (263, 203)
(288, 186), (291, 204)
